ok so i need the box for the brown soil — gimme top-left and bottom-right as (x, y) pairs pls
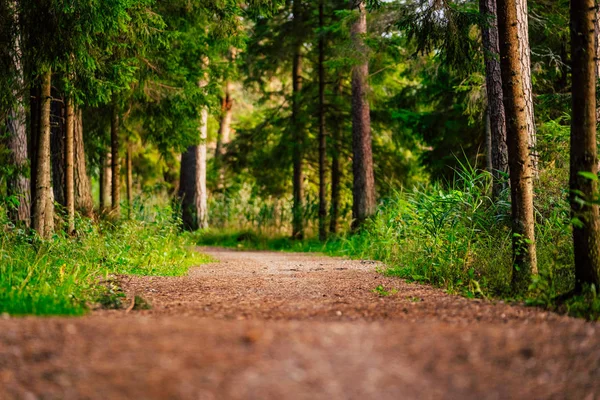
(1, 248), (599, 399)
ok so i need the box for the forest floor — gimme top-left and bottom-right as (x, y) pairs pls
(1, 247), (599, 399)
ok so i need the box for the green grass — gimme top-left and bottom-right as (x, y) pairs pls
(0, 207), (211, 316)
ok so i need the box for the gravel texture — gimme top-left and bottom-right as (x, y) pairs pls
(1, 247), (599, 399)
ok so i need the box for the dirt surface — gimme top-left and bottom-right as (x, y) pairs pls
(1, 248), (599, 399)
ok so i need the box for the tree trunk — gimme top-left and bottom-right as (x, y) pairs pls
(178, 107), (209, 231)
(329, 90), (342, 235)
(5, 68), (30, 226)
(570, 0), (600, 289)
(318, 0), (328, 241)
(497, 0), (538, 291)
(197, 107), (209, 229)
(292, 0), (305, 239)
(351, 0), (376, 230)
(99, 150), (112, 213)
(484, 108), (493, 173)
(215, 80), (233, 190)
(480, 0), (509, 197)
(65, 97), (75, 233)
(179, 145), (198, 230)
(111, 100), (120, 217)
(73, 109), (94, 217)
(29, 86), (40, 217)
(515, 0), (538, 175)
(126, 139), (133, 219)
(32, 69), (54, 238)
(50, 89), (65, 207)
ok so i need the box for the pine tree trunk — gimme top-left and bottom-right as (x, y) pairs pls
(178, 107), (209, 230)
(318, 0), (328, 241)
(32, 69), (54, 238)
(50, 90), (65, 207)
(515, 0), (538, 175)
(100, 150), (112, 213)
(179, 145), (198, 230)
(197, 107), (209, 229)
(111, 100), (120, 217)
(29, 86), (40, 217)
(351, 0), (376, 229)
(6, 74), (30, 225)
(65, 97), (75, 233)
(497, 0), (538, 291)
(329, 116), (342, 235)
(480, 0), (509, 197)
(484, 108), (494, 173)
(73, 109), (94, 217)
(126, 139), (133, 219)
(570, 0), (600, 289)
(292, 0), (305, 239)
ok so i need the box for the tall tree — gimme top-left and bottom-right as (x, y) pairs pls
(32, 70), (54, 238)
(350, 0), (376, 229)
(291, 0), (305, 239)
(111, 99), (120, 217)
(126, 139), (133, 219)
(497, 0), (537, 291)
(479, 0), (508, 197)
(570, 0), (600, 289)
(100, 150), (112, 213)
(65, 96), (75, 233)
(515, 0), (537, 175)
(73, 109), (94, 217)
(318, 0), (328, 241)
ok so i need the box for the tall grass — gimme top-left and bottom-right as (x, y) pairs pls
(0, 205), (210, 316)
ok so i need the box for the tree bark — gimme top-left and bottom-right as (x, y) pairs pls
(215, 80), (233, 190)
(32, 69), (54, 238)
(197, 107), (209, 229)
(515, 0), (538, 175)
(570, 0), (600, 289)
(50, 89), (65, 207)
(111, 99), (120, 217)
(292, 0), (305, 239)
(178, 107), (209, 231)
(351, 0), (376, 230)
(480, 0), (509, 197)
(497, 0), (538, 291)
(126, 139), (133, 219)
(29, 86), (40, 217)
(100, 150), (112, 213)
(65, 97), (75, 233)
(329, 85), (343, 235)
(73, 109), (94, 217)
(179, 145), (198, 230)
(318, 0), (328, 241)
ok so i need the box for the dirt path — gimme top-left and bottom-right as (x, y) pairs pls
(1, 248), (599, 399)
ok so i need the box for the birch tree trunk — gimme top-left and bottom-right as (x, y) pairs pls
(32, 70), (54, 238)
(497, 0), (538, 291)
(126, 139), (133, 219)
(351, 0), (376, 229)
(570, 0), (600, 289)
(197, 108), (209, 229)
(99, 150), (112, 213)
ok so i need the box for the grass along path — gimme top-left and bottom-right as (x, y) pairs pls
(1, 247), (598, 399)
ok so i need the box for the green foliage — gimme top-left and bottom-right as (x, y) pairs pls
(0, 207), (210, 316)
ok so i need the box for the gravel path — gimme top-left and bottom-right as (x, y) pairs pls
(1, 248), (599, 399)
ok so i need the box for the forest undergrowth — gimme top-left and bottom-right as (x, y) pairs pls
(198, 162), (600, 321)
(0, 205), (210, 316)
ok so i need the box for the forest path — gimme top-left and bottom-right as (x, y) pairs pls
(1, 248), (599, 399)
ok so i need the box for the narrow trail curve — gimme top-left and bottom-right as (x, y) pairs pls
(1, 248), (599, 399)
